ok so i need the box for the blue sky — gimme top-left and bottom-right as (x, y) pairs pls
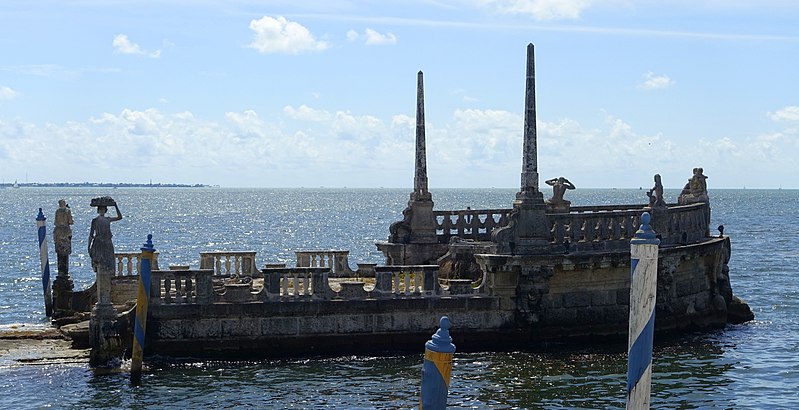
(1, 1), (798, 188)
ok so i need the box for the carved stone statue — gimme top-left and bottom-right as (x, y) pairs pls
(88, 197), (123, 275)
(53, 199), (74, 275)
(678, 168), (709, 205)
(647, 174), (667, 209)
(545, 177), (575, 211)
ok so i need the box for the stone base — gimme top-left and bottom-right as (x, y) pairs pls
(89, 303), (122, 367)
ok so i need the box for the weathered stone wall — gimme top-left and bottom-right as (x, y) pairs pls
(500, 237), (732, 340)
(147, 296), (514, 357)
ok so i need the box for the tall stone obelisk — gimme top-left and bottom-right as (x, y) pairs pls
(408, 71), (437, 244)
(493, 43), (550, 254)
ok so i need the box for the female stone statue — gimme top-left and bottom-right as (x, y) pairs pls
(88, 198), (123, 274)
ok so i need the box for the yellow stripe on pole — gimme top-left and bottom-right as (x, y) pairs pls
(424, 349), (453, 387)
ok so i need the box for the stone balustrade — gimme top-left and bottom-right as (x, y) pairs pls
(114, 251), (160, 276)
(150, 269), (213, 305)
(549, 202), (710, 250)
(146, 264), (494, 306)
(199, 251), (258, 276)
(434, 208), (511, 242)
(262, 267), (331, 299)
(295, 250), (354, 277)
(373, 265), (440, 297)
(430, 202), (709, 251)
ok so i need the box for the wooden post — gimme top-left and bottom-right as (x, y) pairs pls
(627, 212), (660, 409)
(131, 234), (155, 385)
(36, 208), (53, 317)
(420, 316), (456, 409)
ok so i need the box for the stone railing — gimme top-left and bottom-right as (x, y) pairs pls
(658, 202), (710, 245)
(262, 267), (331, 299)
(295, 250), (355, 277)
(434, 208), (511, 243)
(146, 263), (497, 306)
(548, 202), (710, 250)
(373, 265), (440, 297)
(548, 208), (641, 251)
(199, 251), (258, 276)
(114, 251), (160, 276)
(150, 269), (214, 305)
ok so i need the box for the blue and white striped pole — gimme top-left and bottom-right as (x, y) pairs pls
(36, 208), (53, 317)
(627, 212), (660, 409)
(131, 234), (155, 385)
(420, 316), (456, 410)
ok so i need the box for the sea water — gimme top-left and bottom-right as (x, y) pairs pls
(0, 188), (796, 409)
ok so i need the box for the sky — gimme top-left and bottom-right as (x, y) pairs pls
(1, 1), (798, 189)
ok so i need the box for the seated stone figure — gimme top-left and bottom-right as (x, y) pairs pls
(545, 177), (575, 211)
(678, 168), (709, 205)
(647, 174), (667, 209)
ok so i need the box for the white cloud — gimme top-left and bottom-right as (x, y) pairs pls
(0, 86), (19, 100)
(476, 0), (594, 20)
(3, 104), (799, 188)
(346, 30), (359, 42)
(112, 34), (161, 58)
(364, 28), (398, 45)
(638, 72), (675, 90)
(248, 16), (328, 54)
(768, 106), (799, 122)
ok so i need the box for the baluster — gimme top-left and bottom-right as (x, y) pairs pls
(116, 256), (123, 276)
(302, 272), (310, 296)
(234, 256), (241, 275)
(225, 255), (232, 275)
(175, 277), (183, 303)
(133, 255), (140, 275)
(598, 217), (609, 240)
(281, 273), (289, 297)
(164, 275), (172, 304)
(185, 276), (194, 303)
(215, 257), (222, 276)
(403, 272), (411, 296)
(292, 272), (299, 297)
(553, 220), (567, 243)
(414, 271), (422, 294)
(611, 217), (621, 240)
(391, 272), (402, 295)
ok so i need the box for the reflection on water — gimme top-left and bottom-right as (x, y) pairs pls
(0, 334), (740, 409)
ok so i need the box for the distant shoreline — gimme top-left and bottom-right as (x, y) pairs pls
(0, 182), (211, 188)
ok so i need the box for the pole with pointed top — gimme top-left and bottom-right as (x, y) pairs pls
(36, 208), (53, 317)
(131, 234), (155, 385)
(420, 316), (456, 409)
(520, 43), (540, 196)
(626, 212), (660, 409)
(414, 70), (430, 200)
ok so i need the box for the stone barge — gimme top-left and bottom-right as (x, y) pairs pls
(54, 44), (752, 361)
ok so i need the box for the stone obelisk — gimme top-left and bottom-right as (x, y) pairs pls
(501, 43), (550, 253)
(408, 71), (437, 244)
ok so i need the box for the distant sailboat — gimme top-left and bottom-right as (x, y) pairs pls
(12, 180), (19, 188)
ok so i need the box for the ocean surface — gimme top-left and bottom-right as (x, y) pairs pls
(0, 187), (796, 409)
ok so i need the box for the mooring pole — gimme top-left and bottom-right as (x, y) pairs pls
(36, 208), (53, 317)
(131, 234), (155, 385)
(420, 316), (456, 409)
(627, 212), (660, 409)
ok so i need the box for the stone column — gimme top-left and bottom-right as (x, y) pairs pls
(520, 43), (540, 195)
(493, 44), (550, 254)
(408, 70), (437, 244)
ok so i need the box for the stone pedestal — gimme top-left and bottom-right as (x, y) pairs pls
(52, 275), (74, 316)
(337, 281), (367, 299)
(88, 302), (121, 367)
